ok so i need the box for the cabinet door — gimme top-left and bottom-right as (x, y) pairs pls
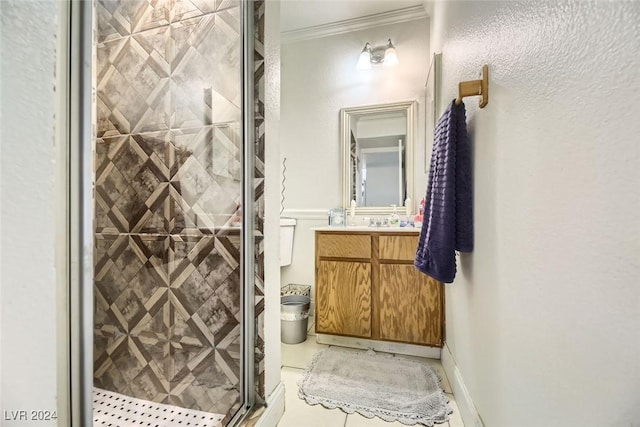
(316, 260), (371, 338)
(379, 264), (442, 346)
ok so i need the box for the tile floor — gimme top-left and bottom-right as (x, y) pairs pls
(93, 387), (224, 427)
(277, 323), (464, 427)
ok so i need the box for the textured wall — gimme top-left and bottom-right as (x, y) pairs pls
(93, 0), (265, 418)
(0, 1), (58, 424)
(431, 1), (640, 426)
(280, 18), (429, 295)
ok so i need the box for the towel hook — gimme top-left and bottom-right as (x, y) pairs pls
(455, 64), (489, 108)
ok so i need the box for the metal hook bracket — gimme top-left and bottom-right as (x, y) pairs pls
(455, 64), (489, 108)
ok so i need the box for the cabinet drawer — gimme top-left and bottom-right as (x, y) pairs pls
(317, 233), (371, 259)
(379, 235), (419, 261)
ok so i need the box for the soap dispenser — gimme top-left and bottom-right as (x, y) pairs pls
(389, 204), (400, 226)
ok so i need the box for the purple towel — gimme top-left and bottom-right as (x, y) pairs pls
(414, 100), (473, 283)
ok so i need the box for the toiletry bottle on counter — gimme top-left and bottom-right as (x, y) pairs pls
(349, 199), (357, 226)
(389, 204), (399, 226)
(414, 198), (425, 227)
(404, 197), (412, 216)
(403, 198), (413, 227)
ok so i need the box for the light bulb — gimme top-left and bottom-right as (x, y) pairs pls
(357, 43), (371, 70)
(383, 39), (399, 66)
(384, 48), (398, 66)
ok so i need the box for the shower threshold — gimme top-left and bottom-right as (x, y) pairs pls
(93, 388), (225, 427)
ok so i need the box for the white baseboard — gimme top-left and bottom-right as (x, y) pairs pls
(316, 334), (441, 359)
(254, 382), (286, 427)
(441, 343), (485, 427)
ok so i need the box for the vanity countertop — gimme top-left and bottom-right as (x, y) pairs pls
(312, 226), (420, 233)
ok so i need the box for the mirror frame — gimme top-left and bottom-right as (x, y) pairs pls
(340, 100), (418, 215)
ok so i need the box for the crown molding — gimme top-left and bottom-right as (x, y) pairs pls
(281, 5), (429, 44)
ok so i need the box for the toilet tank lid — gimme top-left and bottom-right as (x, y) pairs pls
(280, 217), (297, 226)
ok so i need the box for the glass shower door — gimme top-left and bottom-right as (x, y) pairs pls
(90, 0), (256, 424)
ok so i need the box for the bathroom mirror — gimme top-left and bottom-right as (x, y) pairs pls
(341, 100), (417, 215)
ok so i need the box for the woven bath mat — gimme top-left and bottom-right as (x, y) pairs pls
(297, 347), (451, 426)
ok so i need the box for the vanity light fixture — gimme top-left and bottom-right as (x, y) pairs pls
(356, 39), (399, 70)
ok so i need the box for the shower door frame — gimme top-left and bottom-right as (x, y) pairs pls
(64, 1), (257, 425)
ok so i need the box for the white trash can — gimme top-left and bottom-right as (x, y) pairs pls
(280, 295), (310, 344)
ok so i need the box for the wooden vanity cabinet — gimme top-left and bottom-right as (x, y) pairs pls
(315, 233), (372, 337)
(316, 260), (372, 337)
(315, 230), (444, 347)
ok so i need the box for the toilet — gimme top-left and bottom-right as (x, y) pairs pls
(279, 217), (296, 267)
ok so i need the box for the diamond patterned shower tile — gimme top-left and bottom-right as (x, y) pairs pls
(170, 290), (215, 348)
(95, 133), (171, 233)
(196, 289), (239, 344)
(168, 126), (241, 233)
(131, 335), (171, 393)
(170, 125), (242, 180)
(168, 382), (240, 416)
(170, 245), (216, 312)
(168, 340), (209, 381)
(165, 231), (242, 414)
(168, 341), (240, 393)
(95, 334), (171, 403)
(129, 288), (171, 340)
(166, 236), (240, 346)
(94, 234), (170, 333)
(97, 27), (171, 136)
(171, 0), (239, 22)
(94, 328), (125, 369)
(213, 270), (240, 318)
(97, 0), (172, 43)
(170, 160), (235, 232)
(169, 348), (240, 414)
(94, 340), (136, 398)
(169, 11), (241, 129)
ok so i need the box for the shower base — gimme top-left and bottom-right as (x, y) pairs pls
(93, 388), (225, 427)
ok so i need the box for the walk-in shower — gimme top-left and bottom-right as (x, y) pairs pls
(76, 1), (266, 425)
